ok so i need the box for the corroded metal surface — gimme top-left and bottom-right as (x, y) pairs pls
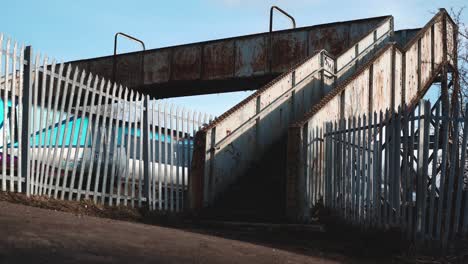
(68, 16), (391, 98)
(294, 9), (455, 131)
(189, 16), (394, 208)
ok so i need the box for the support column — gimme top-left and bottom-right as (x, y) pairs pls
(21, 46), (32, 196)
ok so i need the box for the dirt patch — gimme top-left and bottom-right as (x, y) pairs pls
(1, 191), (467, 263)
(0, 191), (142, 222)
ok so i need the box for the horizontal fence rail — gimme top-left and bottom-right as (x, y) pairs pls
(0, 33), (213, 212)
(303, 100), (468, 247)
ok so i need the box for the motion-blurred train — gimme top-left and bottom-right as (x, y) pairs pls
(0, 99), (193, 186)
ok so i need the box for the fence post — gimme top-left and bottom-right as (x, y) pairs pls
(143, 95), (151, 208)
(21, 46), (32, 196)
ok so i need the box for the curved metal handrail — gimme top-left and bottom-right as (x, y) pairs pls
(112, 32), (146, 87)
(269, 6), (296, 32)
(269, 6), (296, 73)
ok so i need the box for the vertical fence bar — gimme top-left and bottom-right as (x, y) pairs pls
(181, 109), (188, 210)
(394, 107), (402, 225)
(355, 117), (361, 223)
(131, 93), (139, 207)
(360, 115), (366, 223)
(34, 56), (48, 194)
(9, 42), (17, 192)
(67, 74), (94, 200)
(384, 110), (390, 226)
(158, 103), (162, 210)
(454, 105), (468, 235)
(2, 38), (10, 191)
(69, 74), (93, 198)
(346, 118), (352, 219)
(436, 102), (450, 240)
(366, 113), (373, 226)
(101, 83), (118, 203)
(42, 62), (63, 195)
(93, 80), (112, 202)
(442, 102), (459, 245)
(377, 111), (384, 227)
(85, 78), (106, 200)
(38, 60), (56, 195)
(331, 121), (336, 210)
(401, 105), (409, 230)
(341, 119), (346, 216)
(138, 93), (144, 207)
(389, 110), (396, 225)
(44, 63), (65, 196)
(372, 111), (379, 226)
(169, 105), (175, 211)
(0, 35), (4, 191)
(17, 44), (24, 192)
(123, 90), (134, 206)
(22, 46), (32, 195)
(75, 77), (98, 200)
(463, 103), (468, 234)
(143, 94), (150, 208)
(421, 102), (430, 238)
(428, 102), (440, 238)
(47, 65), (71, 197)
(175, 107), (180, 211)
(60, 70), (85, 199)
(151, 100), (157, 210)
(408, 107), (416, 239)
(325, 123), (330, 208)
(351, 117), (356, 223)
(163, 103), (169, 211)
(308, 127), (312, 208)
(117, 88), (129, 205)
(108, 85), (124, 205)
(30, 52), (40, 195)
(54, 67), (78, 198)
(315, 127), (320, 206)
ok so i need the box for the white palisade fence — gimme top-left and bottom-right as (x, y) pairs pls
(301, 99), (468, 247)
(0, 33), (213, 212)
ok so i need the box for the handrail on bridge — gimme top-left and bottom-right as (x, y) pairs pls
(269, 6), (296, 32)
(112, 32), (146, 87)
(269, 6), (296, 73)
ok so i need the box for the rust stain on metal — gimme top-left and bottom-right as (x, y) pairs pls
(144, 50), (170, 84)
(67, 15), (390, 97)
(309, 25), (348, 56)
(235, 37), (267, 77)
(203, 41), (235, 80)
(271, 32), (307, 73)
(171, 46), (201, 80)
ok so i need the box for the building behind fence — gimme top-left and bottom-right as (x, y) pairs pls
(288, 99), (468, 247)
(0, 34), (213, 212)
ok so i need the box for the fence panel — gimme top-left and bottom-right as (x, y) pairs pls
(307, 99), (468, 247)
(0, 36), (25, 193)
(0, 33), (213, 212)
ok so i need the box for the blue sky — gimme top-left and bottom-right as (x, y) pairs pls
(3, 0), (467, 116)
